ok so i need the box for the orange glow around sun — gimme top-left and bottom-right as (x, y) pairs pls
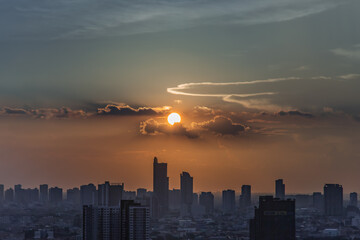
(167, 113), (181, 125)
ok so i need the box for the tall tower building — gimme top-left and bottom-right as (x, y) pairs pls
(324, 184), (343, 216)
(40, 184), (48, 203)
(275, 179), (285, 199)
(153, 157), (169, 217)
(350, 192), (358, 207)
(222, 189), (235, 213)
(240, 185), (251, 209)
(250, 196), (295, 240)
(180, 172), (193, 215)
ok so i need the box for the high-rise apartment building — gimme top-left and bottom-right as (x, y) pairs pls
(250, 196), (295, 240)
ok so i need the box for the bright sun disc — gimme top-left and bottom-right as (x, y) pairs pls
(168, 113), (181, 125)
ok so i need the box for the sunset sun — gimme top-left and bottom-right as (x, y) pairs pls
(167, 112), (181, 125)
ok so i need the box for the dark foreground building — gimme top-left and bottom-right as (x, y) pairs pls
(250, 196), (295, 240)
(83, 200), (150, 240)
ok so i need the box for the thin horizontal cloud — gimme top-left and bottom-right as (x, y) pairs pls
(167, 75), (360, 113)
(0, 107), (88, 119)
(0, 0), (345, 40)
(97, 104), (170, 116)
(167, 77), (299, 111)
(331, 45), (360, 60)
(0, 104), (171, 119)
(277, 110), (313, 118)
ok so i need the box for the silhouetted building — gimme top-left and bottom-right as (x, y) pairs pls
(5, 188), (14, 202)
(350, 192), (358, 207)
(324, 184), (343, 216)
(14, 184), (22, 202)
(181, 172), (193, 215)
(222, 189), (235, 213)
(67, 187), (81, 204)
(136, 188), (147, 199)
(0, 184), (4, 203)
(275, 179), (285, 199)
(169, 189), (181, 210)
(81, 184), (97, 205)
(240, 185), (251, 209)
(98, 181), (124, 207)
(199, 192), (214, 214)
(250, 196), (295, 240)
(193, 193), (198, 205)
(49, 187), (63, 204)
(40, 184), (48, 203)
(153, 157), (169, 217)
(123, 191), (136, 200)
(313, 192), (324, 212)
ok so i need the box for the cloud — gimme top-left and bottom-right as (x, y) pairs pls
(0, 104), (171, 119)
(331, 45), (360, 60)
(0, 107), (88, 119)
(339, 74), (360, 80)
(140, 119), (198, 139)
(97, 104), (170, 116)
(277, 110), (314, 118)
(167, 75), (360, 113)
(194, 116), (247, 136)
(0, 0), (344, 40)
(3, 107), (28, 115)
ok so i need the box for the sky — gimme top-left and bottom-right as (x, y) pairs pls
(0, 0), (360, 193)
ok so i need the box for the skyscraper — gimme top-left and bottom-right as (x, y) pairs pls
(49, 187), (63, 204)
(81, 184), (97, 206)
(199, 192), (214, 215)
(4, 188), (14, 202)
(240, 185), (251, 209)
(250, 196), (295, 240)
(312, 192), (324, 212)
(128, 205), (150, 240)
(98, 181), (124, 207)
(40, 184), (48, 203)
(153, 157), (169, 217)
(324, 184), (343, 216)
(136, 188), (147, 199)
(83, 200), (150, 240)
(222, 189), (235, 213)
(180, 171), (193, 215)
(169, 189), (181, 210)
(121, 200), (150, 240)
(67, 187), (81, 205)
(275, 179), (285, 199)
(83, 205), (121, 240)
(350, 192), (358, 207)
(14, 184), (22, 202)
(0, 184), (4, 203)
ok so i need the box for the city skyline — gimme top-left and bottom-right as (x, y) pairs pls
(0, 157), (358, 196)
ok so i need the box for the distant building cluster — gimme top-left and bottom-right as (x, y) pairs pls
(0, 157), (359, 239)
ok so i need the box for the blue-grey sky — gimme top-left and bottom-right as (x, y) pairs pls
(0, 0), (360, 192)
